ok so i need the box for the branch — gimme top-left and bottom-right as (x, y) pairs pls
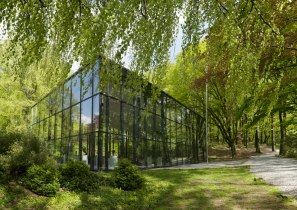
(254, 5), (278, 35)
(38, 0), (45, 8)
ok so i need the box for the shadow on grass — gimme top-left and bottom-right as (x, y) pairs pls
(71, 169), (209, 209)
(0, 183), (50, 210)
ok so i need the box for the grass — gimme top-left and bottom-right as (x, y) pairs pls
(0, 166), (296, 209)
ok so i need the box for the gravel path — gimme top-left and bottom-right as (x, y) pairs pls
(165, 150), (297, 197)
(247, 153), (297, 197)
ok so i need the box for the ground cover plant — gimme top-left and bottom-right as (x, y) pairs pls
(1, 167), (296, 209)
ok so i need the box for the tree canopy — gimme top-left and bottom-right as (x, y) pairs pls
(1, 1), (295, 72)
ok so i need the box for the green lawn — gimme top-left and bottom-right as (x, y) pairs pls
(0, 167), (296, 209)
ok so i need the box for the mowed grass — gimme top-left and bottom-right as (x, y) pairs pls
(0, 166), (296, 209)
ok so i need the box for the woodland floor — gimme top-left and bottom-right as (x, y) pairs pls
(208, 144), (276, 161)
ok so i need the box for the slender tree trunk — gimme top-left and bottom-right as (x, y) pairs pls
(255, 128), (261, 153)
(216, 131), (220, 144)
(245, 129), (249, 148)
(271, 113), (275, 152)
(279, 110), (286, 156)
(230, 142), (236, 159)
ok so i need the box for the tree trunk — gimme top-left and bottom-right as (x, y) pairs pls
(230, 142), (236, 159)
(279, 110), (286, 156)
(271, 113), (275, 152)
(255, 128), (261, 153)
(264, 131), (269, 145)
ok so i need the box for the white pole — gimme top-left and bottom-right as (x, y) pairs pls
(205, 67), (208, 164)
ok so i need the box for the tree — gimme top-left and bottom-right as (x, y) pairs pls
(0, 42), (70, 131)
(1, 1), (296, 156)
(1, 1), (295, 73)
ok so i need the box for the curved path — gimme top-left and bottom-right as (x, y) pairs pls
(166, 151), (297, 197)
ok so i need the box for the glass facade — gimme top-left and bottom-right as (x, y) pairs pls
(31, 60), (206, 170)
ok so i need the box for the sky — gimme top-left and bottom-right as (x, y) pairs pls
(70, 26), (183, 72)
(71, 14), (185, 72)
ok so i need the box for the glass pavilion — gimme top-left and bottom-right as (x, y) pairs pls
(31, 59), (206, 170)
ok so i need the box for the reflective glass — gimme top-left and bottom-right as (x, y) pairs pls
(93, 95), (100, 131)
(82, 69), (92, 99)
(72, 73), (81, 104)
(56, 112), (62, 139)
(56, 86), (63, 112)
(109, 98), (120, 129)
(93, 61), (100, 94)
(62, 108), (71, 138)
(68, 136), (79, 161)
(63, 80), (71, 109)
(71, 104), (80, 136)
(81, 98), (92, 134)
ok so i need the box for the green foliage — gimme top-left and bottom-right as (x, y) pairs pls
(0, 132), (23, 155)
(6, 133), (49, 177)
(60, 161), (100, 192)
(0, 42), (70, 132)
(22, 161), (60, 197)
(285, 150), (297, 159)
(112, 159), (145, 191)
(1, 167), (296, 209)
(0, 132), (24, 180)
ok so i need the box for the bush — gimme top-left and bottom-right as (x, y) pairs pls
(0, 132), (23, 155)
(60, 161), (99, 192)
(285, 150), (297, 158)
(23, 161), (60, 196)
(0, 155), (9, 182)
(112, 159), (144, 191)
(7, 133), (49, 176)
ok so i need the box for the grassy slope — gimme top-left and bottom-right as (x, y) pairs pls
(0, 167), (296, 210)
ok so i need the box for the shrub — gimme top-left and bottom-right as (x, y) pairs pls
(285, 150), (297, 158)
(0, 155), (9, 182)
(0, 132), (23, 155)
(112, 159), (144, 191)
(60, 161), (99, 192)
(7, 133), (49, 176)
(23, 160), (60, 196)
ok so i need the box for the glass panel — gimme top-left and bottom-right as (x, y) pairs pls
(82, 68), (92, 99)
(49, 93), (56, 116)
(93, 61), (100, 94)
(109, 98), (120, 129)
(35, 123), (40, 137)
(93, 95), (100, 131)
(32, 106), (37, 124)
(37, 100), (44, 122)
(72, 72), (81, 105)
(49, 116), (55, 140)
(56, 86), (63, 113)
(44, 119), (49, 140)
(81, 98), (92, 134)
(68, 136), (79, 161)
(99, 95), (105, 131)
(123, 104), (133, 133)
(71, 104), (80, 136)
(60, 138), (68, 164)
(82, 134), (91, 166)
(63, 80), (71, 109)
(56, 112), (62, 139)
(62, 108), (71, 138)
